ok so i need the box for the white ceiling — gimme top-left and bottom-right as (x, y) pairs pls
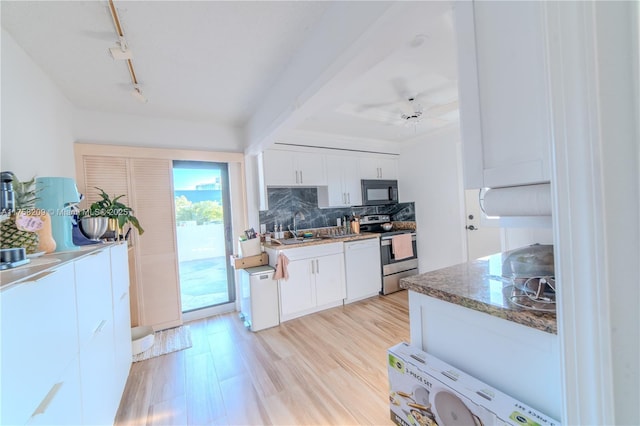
(1, 1), (459, 148)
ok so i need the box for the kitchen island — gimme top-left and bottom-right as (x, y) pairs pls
(400, 252), (561, 422)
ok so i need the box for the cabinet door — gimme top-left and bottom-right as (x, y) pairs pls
(295, 152), (326, 185)
(325, 155), (348, 206)
(343, 159), (363, 205)
(325, 155), (362, 207)
(263, 150), (296, 186)
(314, 253), (346, 307)
(75, 249), (112, 349)
(1, 263), (78, 425)
(78, 318), (116, 425)
(456, 1), (551, 188)
(358, 156), (398, 180)
(27, 359), (82, 426)
(110, 244), (131, 401)
(279, 258), (315, 319)
(358, 157), (382, 179)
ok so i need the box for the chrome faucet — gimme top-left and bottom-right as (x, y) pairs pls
(293, 210), (305, 238)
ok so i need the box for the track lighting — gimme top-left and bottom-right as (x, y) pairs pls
(109, 36), (132, 60)
(108, 0), (147, 104)
(131, 85), (148, 103)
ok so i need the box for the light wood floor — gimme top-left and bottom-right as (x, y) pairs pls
(115, 290), (409, 426)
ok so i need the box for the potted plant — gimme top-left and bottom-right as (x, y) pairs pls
(79, 187), (144, 240)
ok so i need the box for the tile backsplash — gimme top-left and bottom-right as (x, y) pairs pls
(258, 187), (415, 234)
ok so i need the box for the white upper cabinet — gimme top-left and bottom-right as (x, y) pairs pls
(263, 149), (326, 186)
(323, 155), (363, 207)
(455, 0), (552, 189)
(358, 156), (398, 180)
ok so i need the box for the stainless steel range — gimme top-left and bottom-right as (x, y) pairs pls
(359, 214), (418, 295)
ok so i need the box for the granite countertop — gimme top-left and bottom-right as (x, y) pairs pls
(0, 243), (120, 291)
(263, 232), (379, 250)
(400, 252), (557, 334)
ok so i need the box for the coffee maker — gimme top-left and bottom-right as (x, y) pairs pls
(35, 177), (80, 252)
(0, 171), (15, 214)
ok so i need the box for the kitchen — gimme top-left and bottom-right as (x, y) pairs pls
(1, 1), (638, 426)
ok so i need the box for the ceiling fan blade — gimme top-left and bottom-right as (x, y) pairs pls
(390, 77), (411, 99)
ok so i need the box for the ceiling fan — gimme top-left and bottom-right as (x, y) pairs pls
(399, 97), (423, 123)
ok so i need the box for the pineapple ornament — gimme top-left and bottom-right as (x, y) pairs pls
(0, 174), (41, 254)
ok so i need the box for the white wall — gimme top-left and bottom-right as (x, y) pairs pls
(73, 109), (243, 152)
(501, 227), (554, 251)
(398, 125), (466, 273)
(1, 29), (75, 178)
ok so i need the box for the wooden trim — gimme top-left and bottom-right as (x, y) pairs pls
(74, 142), (244, 163)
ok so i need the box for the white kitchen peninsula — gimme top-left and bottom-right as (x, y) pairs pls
(0, 243), (131, 425)
(400, 253), (561, 422)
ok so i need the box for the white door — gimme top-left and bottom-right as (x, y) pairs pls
(464, 189), (501, 260)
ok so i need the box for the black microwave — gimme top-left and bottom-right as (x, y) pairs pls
(361, 179), (399, 205)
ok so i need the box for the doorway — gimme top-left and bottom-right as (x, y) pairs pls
(172, 161), (235, 318)
(464, 189), (502, 260)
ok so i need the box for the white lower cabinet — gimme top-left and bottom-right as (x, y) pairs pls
(110, 244), (132, 403)
(27, 358), (83, 426)
(1, 263), (79, 425)
(313, 253), (346, 306)
(0, 243), (131, 425)
(271, 243), (345, 322)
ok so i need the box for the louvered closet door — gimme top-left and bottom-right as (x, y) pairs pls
(129, 158), (182, 329)
(81, 156), (130, 207)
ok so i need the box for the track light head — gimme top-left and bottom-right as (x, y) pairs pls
(131, 85), (148, 103)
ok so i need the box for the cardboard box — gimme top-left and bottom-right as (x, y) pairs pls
(388, 342), (560, 426)
(231, 252), (268, 269)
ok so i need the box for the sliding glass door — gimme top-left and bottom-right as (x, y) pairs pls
(172, 161), (235, 315)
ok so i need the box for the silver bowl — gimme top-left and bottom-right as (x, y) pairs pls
(79, 217), (108, 240)
(381, 222), (393, 231)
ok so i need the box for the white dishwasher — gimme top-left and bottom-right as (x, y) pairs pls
(239, 265), (279, 331)
(344, 238), (382, 303)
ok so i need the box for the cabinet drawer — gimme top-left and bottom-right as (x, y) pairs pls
(281, 242), (343, 261)
(26, 358), (82, 426)
(75, 249), (113, 348)
(78, 318), (116, 425)
(109, 244), (130, 302)
(0, 262), (78, 425)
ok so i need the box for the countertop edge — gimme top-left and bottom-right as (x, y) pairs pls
(263, 233), (379, 250)
(399, 255), (557, 335)
(1, 242), (125, 291)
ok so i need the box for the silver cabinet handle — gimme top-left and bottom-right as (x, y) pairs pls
(94, 319), (107, 334)
(347, 193), (350, 204)
(300, 170), (303, 184)
(316, 259), (320, 274)
(25, 270), (56, 283)
(311, 259), (315, 274)
(31, 382), (63, 417)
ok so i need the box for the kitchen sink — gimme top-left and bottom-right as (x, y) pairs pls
(276, 238), (322, 245)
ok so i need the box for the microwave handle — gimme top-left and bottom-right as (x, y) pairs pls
(389, 186), (397, 201)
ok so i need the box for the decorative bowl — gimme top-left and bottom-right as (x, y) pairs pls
(79, 217), (108, 240)
(381, 223), (393, 231)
